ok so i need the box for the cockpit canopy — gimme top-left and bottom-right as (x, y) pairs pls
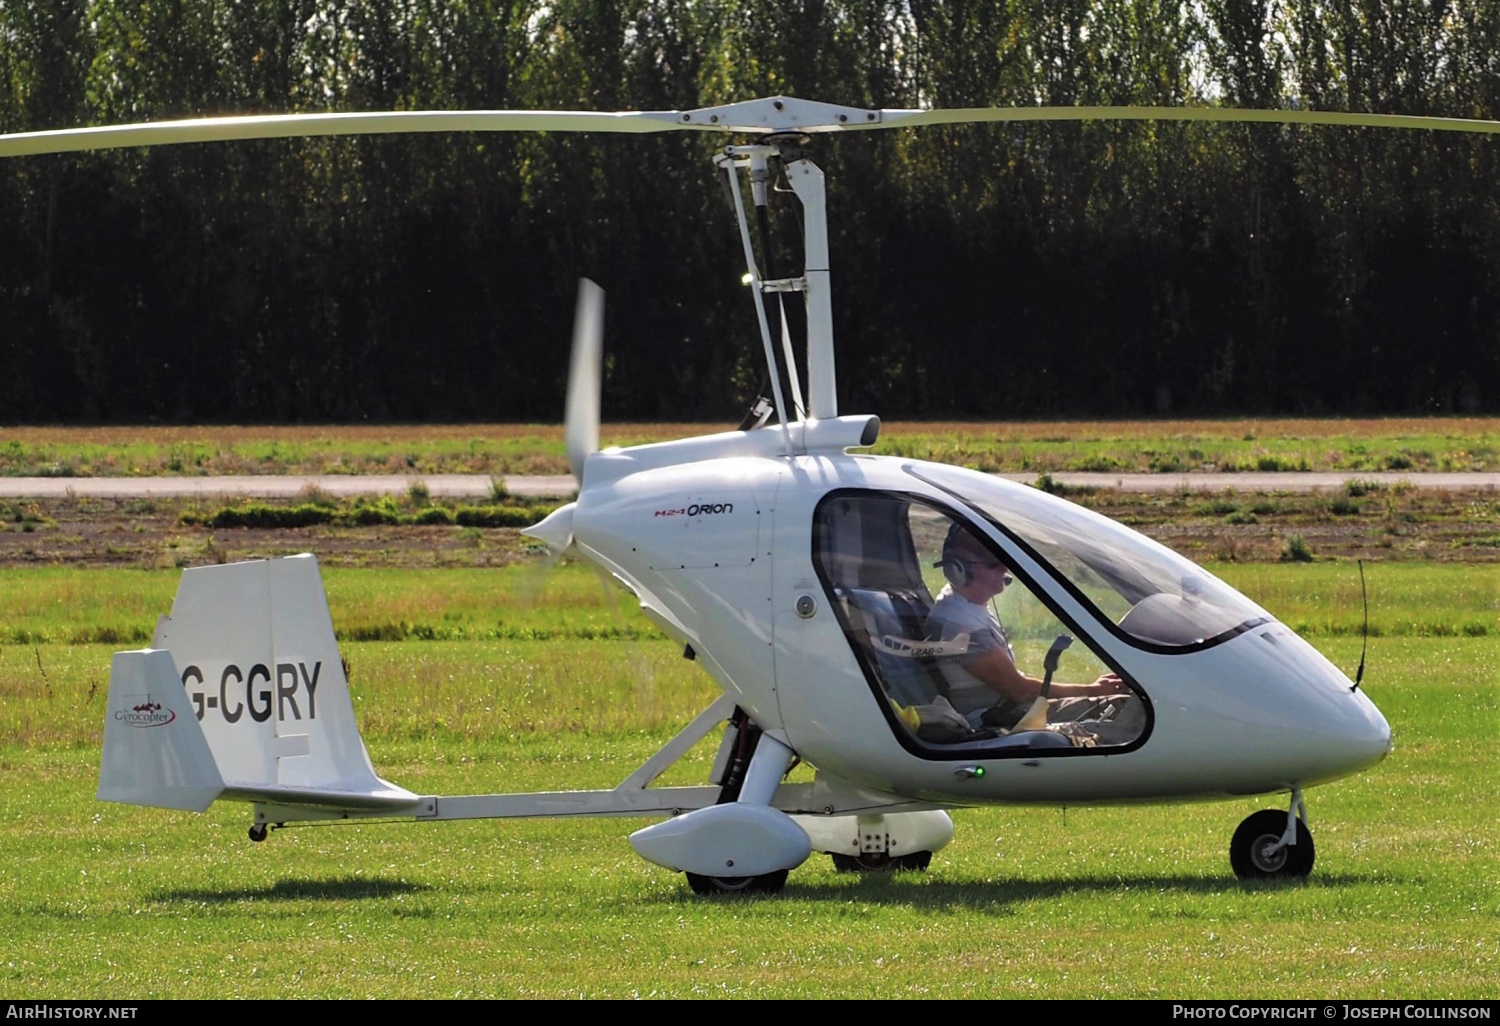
(907, 464), (1271, 649)
(812, 467), (1271, 758)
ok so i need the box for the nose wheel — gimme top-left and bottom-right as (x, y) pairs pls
(1231, 796), (1315, 880)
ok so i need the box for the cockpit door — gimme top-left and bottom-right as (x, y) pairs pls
(810, 489), (1152, 758)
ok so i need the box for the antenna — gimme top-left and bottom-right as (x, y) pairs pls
(1352, 560), (1368, 693)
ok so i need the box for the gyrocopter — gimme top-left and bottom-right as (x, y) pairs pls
(14, 95), (1495, 893)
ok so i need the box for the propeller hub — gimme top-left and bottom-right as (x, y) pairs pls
(521, 502), (577, 553)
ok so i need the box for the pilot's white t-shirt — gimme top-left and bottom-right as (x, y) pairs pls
(925, 586), (1027, 724)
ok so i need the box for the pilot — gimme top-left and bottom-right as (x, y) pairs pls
(925, 522), (1144, 745)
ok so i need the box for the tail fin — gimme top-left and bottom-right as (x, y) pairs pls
(101, 554), (418, 813)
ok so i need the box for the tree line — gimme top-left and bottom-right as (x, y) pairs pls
(1, 0), (1497, 424)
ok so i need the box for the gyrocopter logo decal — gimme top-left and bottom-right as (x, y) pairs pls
(114, 695), (176, 729)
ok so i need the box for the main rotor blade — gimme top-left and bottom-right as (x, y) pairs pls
(0, 108), (690, 159)
(564, 278), (604, 485)
(877, 105), (1500, 136)
(0, 97), (890, 157)
(4, 97), (1496, 160)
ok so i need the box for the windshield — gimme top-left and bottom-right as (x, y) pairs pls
(908, 464), (1271, 649)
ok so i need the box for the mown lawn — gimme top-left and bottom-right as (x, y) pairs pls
(0, 563), (1494, 997)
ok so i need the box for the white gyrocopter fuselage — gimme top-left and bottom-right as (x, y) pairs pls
(38, 96), (1426, 893)
(554, 430), (1393, 806)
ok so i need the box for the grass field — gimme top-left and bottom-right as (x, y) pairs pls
(0, 564), (1496, 997)
(2, 417), (1497, 476)
(0, 561), (1494, 651)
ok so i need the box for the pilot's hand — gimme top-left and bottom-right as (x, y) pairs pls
(1092, 673), (1123, 689)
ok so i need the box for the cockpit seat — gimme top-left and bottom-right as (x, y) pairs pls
(836, 587), (1088, 750)
(837, 587), (1090, 748)
(836, 587), (945, 708)
(836, 587), (1004, 743)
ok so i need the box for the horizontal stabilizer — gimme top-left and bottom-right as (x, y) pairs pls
(222, 783), (422, 812)
(99, 649), (224, 812)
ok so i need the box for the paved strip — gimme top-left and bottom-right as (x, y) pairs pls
(0, 474), (575, 499)
(1024, 471), (1500, 493)
(0, 469), (1496, 500)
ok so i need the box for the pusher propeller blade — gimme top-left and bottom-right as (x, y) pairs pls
(564, 278), (604, 486)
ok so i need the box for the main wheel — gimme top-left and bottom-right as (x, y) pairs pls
(831, 850), (932, 873)
(686, 869), (789, 895)
(1230, 809), (1314, 880)
(895, 850), (932, 872)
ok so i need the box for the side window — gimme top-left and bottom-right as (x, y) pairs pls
(816, 493), (1148, 756)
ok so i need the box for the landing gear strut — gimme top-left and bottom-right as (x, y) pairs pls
(1231, 789), (1314, 880)
(668, 722), (805, 896)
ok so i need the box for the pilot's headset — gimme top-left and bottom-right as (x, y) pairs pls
(935, 521), (978, 587)
(935, 521), (1011, 590)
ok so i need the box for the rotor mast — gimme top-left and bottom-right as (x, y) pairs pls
(685, 97), (877, 431)
(785, 158), (836, 421)
(715, 138), (838, 429)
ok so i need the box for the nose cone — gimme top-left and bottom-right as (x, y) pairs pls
(1261, 632), (1394, 786)
(1156, 626), (1396, 796)
(1316, 687), (1393, 782)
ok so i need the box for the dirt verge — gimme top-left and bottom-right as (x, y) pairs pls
(0, 485), (1495, 569)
